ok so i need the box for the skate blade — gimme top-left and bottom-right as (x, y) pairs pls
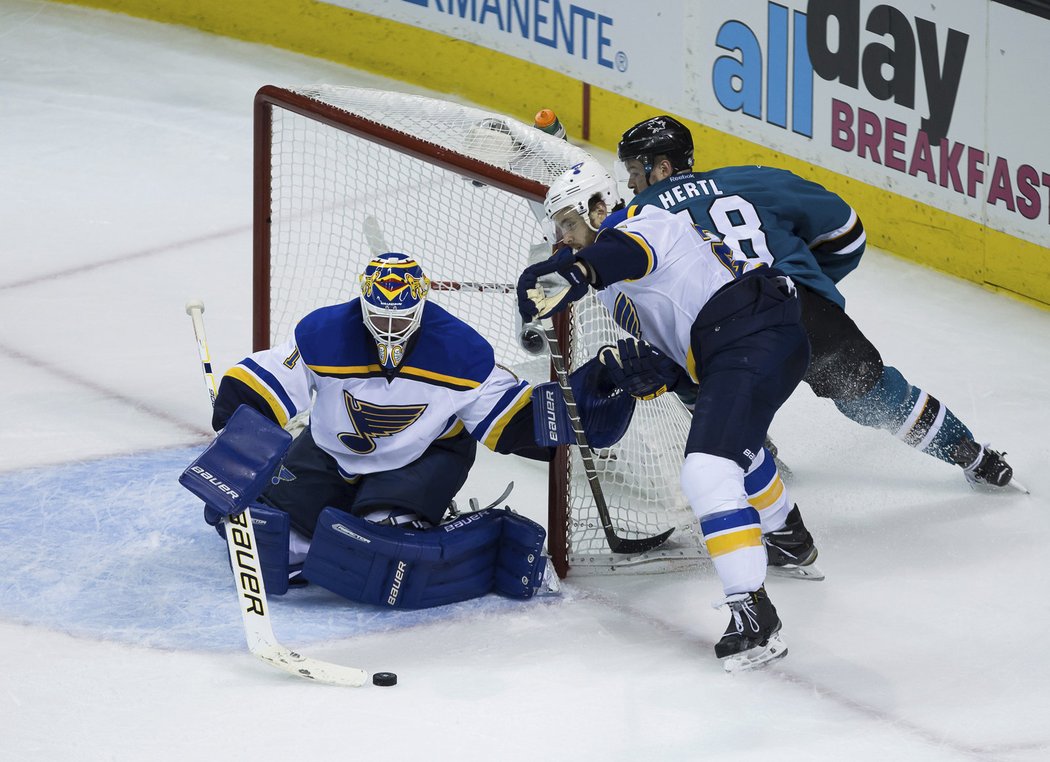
(968, 477), (1030, 495)
(766, 560), (825, 582)
(535, 558), (562, 596)
(1008, 477), (1030, 495)
(722, 633), (788, 673)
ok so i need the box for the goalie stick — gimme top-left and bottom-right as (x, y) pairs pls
(540, 319), (675, 555)
(184, 299), (369, 687)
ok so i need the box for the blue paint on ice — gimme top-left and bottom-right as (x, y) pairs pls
(0, 447), (545, 651)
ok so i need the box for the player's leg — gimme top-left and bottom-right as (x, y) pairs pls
(686, 305), (812, 669)
(350, 428), (478, 526)
(245, 424), (363, 591)
(303, 431), (554, 607)
(743, 446), (822, 580)
(259, 424), (361, 534)
(797, 285), (1015, 488)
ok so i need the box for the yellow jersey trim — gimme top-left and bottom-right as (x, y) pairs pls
(226, 366), (289, 427)
(399, 366), (481, 390)
(482, 386), (532, 450)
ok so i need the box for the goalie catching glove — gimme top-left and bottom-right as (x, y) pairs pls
(599, 337), (684, 400)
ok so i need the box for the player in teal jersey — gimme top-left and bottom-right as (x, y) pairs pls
(616, 116), (1017, 491)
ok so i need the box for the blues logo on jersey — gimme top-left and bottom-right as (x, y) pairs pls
(337, 391), (428, 454)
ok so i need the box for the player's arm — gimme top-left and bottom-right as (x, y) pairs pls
(461, 356), (635, 456)
(516, 223), (651, 322)
(574, 226), (652, 288)
(774, 170), (867, 283)
(212, 337), (313, 431)
(458, 364), (552, 460)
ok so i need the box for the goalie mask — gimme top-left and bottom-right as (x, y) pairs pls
(543, 160), (621, 242)
(359, 253), (430, 369)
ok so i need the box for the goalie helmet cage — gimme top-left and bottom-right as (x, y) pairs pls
(252, 84), (706, 577)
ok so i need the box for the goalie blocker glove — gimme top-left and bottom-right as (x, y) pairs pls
(532, 356), (635, 449)
(599, 337), (684, 400)
(179, 404), (292, 520)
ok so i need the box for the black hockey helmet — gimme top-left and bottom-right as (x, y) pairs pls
(617, 116), (694, 179)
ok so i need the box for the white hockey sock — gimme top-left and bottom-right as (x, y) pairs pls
(683, 452), (767, 596)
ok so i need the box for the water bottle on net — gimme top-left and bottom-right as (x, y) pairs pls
(533, 108), (567, 140)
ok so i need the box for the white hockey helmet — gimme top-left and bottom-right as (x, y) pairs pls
(543, 160), (621, 233)
(359, 253), (430, 369)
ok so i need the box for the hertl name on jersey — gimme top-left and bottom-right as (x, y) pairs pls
(658, 178), (724, 209)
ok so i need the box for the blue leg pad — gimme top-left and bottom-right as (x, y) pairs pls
(303, 507), (548, 609)
(494, 510), (548, 599)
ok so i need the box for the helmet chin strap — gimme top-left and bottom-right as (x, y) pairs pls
(640, 153), (663, 187)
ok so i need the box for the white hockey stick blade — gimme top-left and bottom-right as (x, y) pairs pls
(224, 511), (368, 687)
(766, 559), (825, 582)
(249, 640), (369, 687)
(722, 632), (789, 674)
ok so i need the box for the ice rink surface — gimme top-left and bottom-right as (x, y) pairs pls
(2, 2), (1049, 760)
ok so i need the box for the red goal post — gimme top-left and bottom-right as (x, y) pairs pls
(252, 85), (705, 576)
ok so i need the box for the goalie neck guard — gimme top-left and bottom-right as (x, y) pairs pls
(359, 253), (431, 369)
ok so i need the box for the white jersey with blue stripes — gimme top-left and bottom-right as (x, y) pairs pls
(222, 299), (531, 479)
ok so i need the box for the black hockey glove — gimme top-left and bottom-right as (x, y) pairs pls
(599, 337), (682, 400)
(516, 246), (590, 322)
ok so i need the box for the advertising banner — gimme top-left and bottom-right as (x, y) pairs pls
(333, 0), (1050, 248)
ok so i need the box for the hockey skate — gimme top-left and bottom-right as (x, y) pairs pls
(954, 440), (1028, 493)
(764, 505), (825, 581)
(714, 587), (788, 673)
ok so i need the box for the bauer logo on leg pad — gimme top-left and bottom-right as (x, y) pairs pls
(387, 560), (408, 606)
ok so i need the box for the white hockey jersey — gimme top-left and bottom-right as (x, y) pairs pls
(217, 299), (533, 479)
(588, 204), (748, 381)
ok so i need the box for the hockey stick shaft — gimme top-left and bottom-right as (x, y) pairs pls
(430, 280), (515, 293)
(364, 215), (516, 293)
(186, 299), (218, 407)
(540, 319), (674, 555)
(185, 300), (368, 686)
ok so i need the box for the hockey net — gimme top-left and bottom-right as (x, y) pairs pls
(254, 85), (706, 576)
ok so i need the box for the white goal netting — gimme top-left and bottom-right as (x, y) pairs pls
(257, 85), (705, 573)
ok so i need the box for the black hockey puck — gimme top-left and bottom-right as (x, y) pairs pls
(372, 672), (398, 687)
